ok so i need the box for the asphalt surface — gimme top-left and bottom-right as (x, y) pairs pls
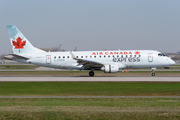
(0, 76), (180, 82)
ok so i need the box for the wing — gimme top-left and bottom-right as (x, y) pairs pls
(69, 51), (103, 69)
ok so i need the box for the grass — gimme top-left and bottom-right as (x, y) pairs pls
(0, 98), (180, 119)
(0, 98), (180, 107)
(0, 112), (180, 120)
(0, 82), (180, 96)
(0, 82), (180, 119)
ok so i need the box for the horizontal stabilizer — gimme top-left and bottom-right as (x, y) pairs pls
(9, 53), (30, 60)
(4, 55), (13, 60)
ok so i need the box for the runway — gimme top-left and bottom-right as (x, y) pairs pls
(0, 76), (180, 82)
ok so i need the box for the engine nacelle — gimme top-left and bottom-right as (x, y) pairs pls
(101, 65), (119, 73)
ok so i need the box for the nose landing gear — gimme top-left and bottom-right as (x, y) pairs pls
(89, 71), (94, 76)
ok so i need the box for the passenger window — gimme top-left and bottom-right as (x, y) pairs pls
(76, 56), (78, 58)
(94, 56), (96, 58)
(99, 56), (101, 58)
(81, 56), (83, 58)
(67, 56), (69, 58)
(109, 55), (111, 58)
(59, 56), (60, 58)
(86, 56), (87, 58)
(54, 56), (56, 58)
(90, 56), (92, 58)
(117, 55), (119, 57)
(63, 56), (65, 58)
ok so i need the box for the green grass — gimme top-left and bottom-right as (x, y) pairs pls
(0, 82), (180, 119)
(0, 112), (180, 120)
(0, 98), (180, 119)
(0, 82), (180, 96)
(0, 98), (180, 107)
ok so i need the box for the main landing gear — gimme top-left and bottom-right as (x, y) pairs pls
(151, 72), (155, 76)
(151, 68), (156, 76)
(151, 69), (155, 76)
(89, 71), (94, 76)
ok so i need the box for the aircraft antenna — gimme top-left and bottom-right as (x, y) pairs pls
(59, 44), (61, 51)
(74, 47), (77, 51)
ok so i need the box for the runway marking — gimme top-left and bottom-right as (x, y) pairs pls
(0, 96), (180, 98)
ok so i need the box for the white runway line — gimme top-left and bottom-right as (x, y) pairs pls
(0, 77), (180, 82)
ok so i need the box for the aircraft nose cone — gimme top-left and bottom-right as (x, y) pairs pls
(169, 59), (175, 65)
(171, 60), (176, 65)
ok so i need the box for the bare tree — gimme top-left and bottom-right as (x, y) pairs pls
(39, 46), (65, 52)
(172, 55), (180, 60)
(52, 46), (59, 51)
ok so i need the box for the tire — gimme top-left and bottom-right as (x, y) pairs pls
(151, 73), (155, 76)
(89, 71), (94, 76)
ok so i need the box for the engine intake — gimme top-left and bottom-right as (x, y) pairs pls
(101, 65), (119, 73)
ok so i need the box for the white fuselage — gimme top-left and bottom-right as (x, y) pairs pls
(13, 50), (175, 71)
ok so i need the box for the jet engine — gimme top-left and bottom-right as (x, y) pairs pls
(101, 65), (119, 73)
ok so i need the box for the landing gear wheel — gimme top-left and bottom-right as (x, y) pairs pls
(89, 71), (94, 76)
(151, 73), (155, 76)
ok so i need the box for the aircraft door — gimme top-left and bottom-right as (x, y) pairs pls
(46, 55), (51, 64)
(148, 53), (153, 62)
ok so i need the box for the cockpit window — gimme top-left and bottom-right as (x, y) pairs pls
(162, 53), (166, 56)
(158, 53), (162, 56)
(158, 53), (166, 56)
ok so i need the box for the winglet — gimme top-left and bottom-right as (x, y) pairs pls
(69, 51), (77, 60)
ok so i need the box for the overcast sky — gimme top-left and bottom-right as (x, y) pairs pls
(0, 0), (180, 54)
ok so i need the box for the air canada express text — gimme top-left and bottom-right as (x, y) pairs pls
(92, 51), (140, 55)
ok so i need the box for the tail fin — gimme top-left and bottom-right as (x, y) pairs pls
(7, 25), (45, 54)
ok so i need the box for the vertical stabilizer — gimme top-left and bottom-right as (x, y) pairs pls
(7, 25), (45, 54)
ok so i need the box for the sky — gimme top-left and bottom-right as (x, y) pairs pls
(0, 0), (180, 54)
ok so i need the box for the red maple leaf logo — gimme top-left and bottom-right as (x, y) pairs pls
(135, 51), (140, 55)
(12, 37), (26, 53)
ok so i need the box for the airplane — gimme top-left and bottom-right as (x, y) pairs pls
(4, 25), (175, 76)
